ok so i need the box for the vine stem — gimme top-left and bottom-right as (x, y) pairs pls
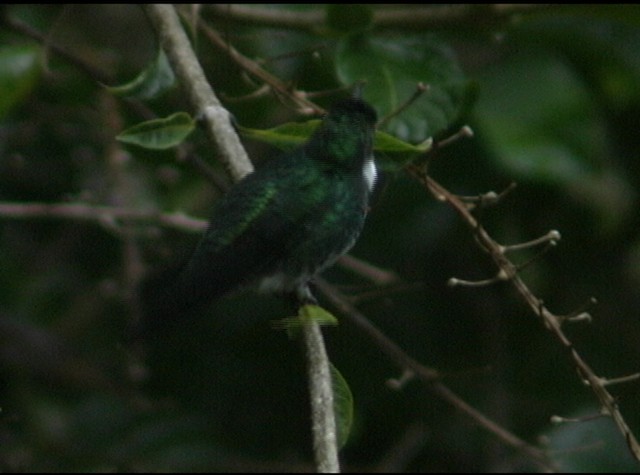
(143, 5), (340, 472)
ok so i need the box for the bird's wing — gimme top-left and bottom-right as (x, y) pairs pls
(172, 162), (324, 308)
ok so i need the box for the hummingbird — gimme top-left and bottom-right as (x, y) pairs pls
(139, 97), (378, 329)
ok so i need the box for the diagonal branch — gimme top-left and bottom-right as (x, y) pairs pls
(184, 10), (324, 115)
(407, 165), (640, 464)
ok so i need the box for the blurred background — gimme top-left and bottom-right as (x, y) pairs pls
(1, 5), (639, 472)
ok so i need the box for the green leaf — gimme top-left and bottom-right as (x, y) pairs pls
(330, 364), (354, 449)
(0, 45), (41, 119)
(273, 304), (339, 328)
(336, 34), (469, 142)
(376, 131), (432, 154)
(238, 120), (321, 150)
(477, 55), (599, 182)
(240, 121), (431, 168)
(106, 50), (175, 100)
(272, 304), (339, 339)
(116, 112), (196, 150)
(375, 131), (433, 170)
(476, 53), (634, 230)
(299, 304), (339, 325)
(511, 12), (640, 110)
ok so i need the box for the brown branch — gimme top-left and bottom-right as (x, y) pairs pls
(0, 202), (207, 233)
(336, 254), (400, 286)
(407, 165), (640, 464)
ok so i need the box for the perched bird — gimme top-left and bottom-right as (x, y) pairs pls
(139, 97), (378, 330)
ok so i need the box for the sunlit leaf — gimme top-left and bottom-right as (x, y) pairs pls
(272, 304), (338, 339)
(299, 304), (339, 325)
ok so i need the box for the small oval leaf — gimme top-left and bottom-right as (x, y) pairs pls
(374, 131), (433, 170)
(272, 304), (339, 339)
(331, 364), (354, 449)
(238, 120), (321, 150)
(299, 304), (339, 326)
(116, 112), (196, 150)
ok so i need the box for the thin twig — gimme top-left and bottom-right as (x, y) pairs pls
(0, 201), (207, 233)
(407, 165), (640, 464)
(181, 9), (324, 115)
(337, 254), (400, 286)
(377, 82), (429, 130)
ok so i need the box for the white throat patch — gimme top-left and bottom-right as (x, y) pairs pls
(363, 156), (377, 192)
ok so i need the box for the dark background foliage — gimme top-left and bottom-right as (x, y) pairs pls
(1, 4), (639, 472)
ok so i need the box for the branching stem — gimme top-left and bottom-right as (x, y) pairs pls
(407, 164), (640, 463)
